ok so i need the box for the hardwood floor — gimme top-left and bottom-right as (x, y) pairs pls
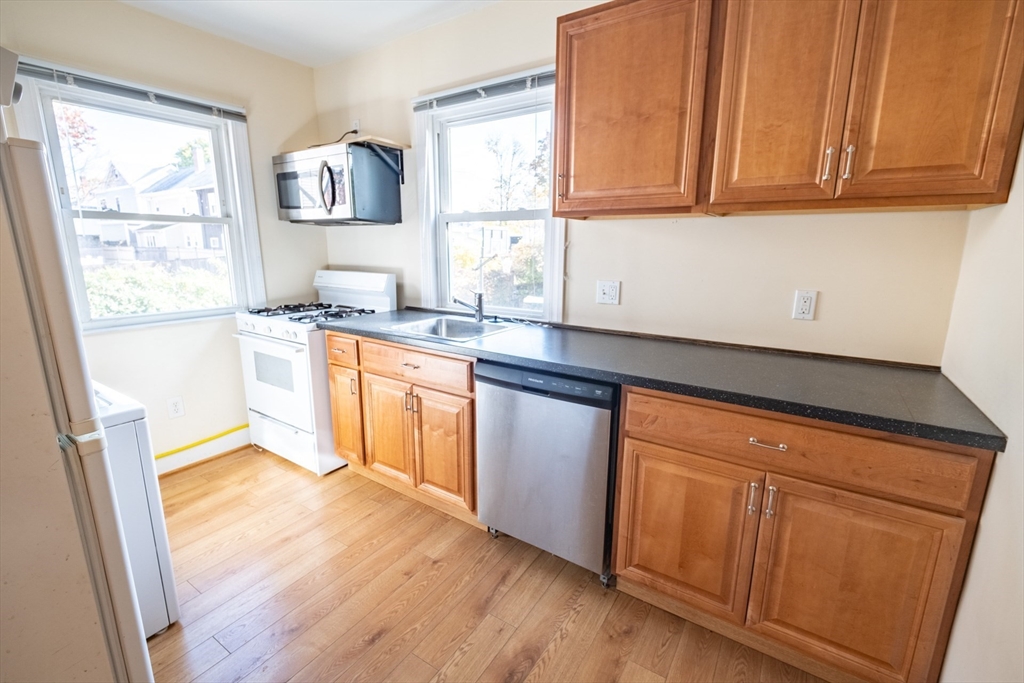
(150, 447), (826, 683)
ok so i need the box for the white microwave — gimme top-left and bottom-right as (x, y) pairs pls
(272, 140), (404, 225)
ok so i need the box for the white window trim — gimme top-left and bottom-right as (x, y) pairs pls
(12, 77), (265, 330)
(416, 83), (565, 323)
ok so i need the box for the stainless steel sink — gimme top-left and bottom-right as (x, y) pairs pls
(388, 316), (516, 342)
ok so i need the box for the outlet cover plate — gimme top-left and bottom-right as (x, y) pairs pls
(793, 290), (818, 320)
(597, 280), (620, 305)
(167, 396), (185, 419)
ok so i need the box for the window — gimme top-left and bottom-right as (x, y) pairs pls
(14, 72), (264, 329)
(421, 78), (563, 321)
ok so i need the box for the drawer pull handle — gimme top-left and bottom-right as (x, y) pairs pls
(821, 146), (835, 181)
(401, 362), (421, 369)
(350, 378), (357, 395)
(331, 347), (347, 354)
(749, 437), (787, 452)
(765, 486), (778, 519)
(747, 482), (759, 515)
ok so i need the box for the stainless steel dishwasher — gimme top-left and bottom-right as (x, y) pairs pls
(475, 362), (618, 584)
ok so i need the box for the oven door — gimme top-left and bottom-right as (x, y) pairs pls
(236, 332), (314, 433)
(274, 152), (353, 222)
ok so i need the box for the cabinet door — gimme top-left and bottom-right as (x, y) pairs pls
(837, 0), (1024, 199)
(709, 0), (861, 204)
(747, 474), (965, 683)
(412, 387), (475, 512)
(362, 373), (414, 484)
(553, 0), (712, 215)
(615, 438), (764, 623)
(328, 364), (364, 464)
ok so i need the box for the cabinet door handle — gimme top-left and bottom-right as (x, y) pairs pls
(821, 146), (835, 181)
(747, 482), (759, 515)
(404, 391), (412, 411)
(749, 437), (787, 452)
(842, 144), (856, 180)
(412, 394), (420, 413)
(350, 378), (357, 395)
(401, 362), (420, 370)
(331, 347), (347, 354)
(765, 486), (778, 519)
(557, 173), (564, 199)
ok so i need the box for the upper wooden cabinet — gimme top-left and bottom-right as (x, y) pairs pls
(553, 0), (712, 217)
(708, 0), (1024, 211)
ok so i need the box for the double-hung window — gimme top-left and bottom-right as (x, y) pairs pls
(420, 71), (564, 321)
(13, 65), (265, 329)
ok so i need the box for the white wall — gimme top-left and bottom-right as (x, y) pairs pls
(0, 0), (323, 453)
(940, 152), (1024, 682)
(314, 0), (968, 365)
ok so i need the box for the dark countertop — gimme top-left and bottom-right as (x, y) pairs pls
(320, 310), (1006, 452)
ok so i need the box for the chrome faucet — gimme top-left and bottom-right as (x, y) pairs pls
(453, 292), (484, 322)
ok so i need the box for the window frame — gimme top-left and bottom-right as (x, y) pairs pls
(426, 87), (564, 322)
(13, 77), (266, 330)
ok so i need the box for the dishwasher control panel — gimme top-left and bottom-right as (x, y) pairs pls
(475, 362), (616, 408)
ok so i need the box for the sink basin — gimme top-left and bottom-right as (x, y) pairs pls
(389, 316), (515, 342)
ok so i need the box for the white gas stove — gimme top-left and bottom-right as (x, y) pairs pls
(235, 270), (396, 475)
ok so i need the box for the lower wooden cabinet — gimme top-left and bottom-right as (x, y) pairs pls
(615, 387), (993, 683)
(747, 474), (964, 683)
(616, 438), (763, 623)
(327, 364), (364, 465)
(361, 371), (476, 513)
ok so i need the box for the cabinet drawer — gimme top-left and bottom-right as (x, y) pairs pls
(361, 340), (473, 395)
(326, 334), (359, 367)
(623, 390), (976, 512)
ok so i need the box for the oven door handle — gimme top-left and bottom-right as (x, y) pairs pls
(233, 333), (305, 353)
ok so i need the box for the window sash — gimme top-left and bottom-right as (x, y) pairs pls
(14, 77), (265, 329)
(427, 87), (562, 322)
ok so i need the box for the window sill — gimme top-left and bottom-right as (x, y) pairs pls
(81, 310), (239, 336)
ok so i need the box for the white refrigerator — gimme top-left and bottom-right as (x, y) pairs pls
(0, 72), (154, 682)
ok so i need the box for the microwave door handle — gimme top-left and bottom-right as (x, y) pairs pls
(319, 160), (335, 214)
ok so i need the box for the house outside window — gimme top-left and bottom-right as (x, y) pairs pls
(14, 72), (264, 329)
(419, 72), (564, 322)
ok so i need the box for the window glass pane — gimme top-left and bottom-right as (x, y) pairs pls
(447, 220), (545, 312)
(74, 217), (233, 318)
(447, 109), (551, 212)
(52, 101), (220, 217)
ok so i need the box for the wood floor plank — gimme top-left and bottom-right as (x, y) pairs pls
(383, 654), (437, 683)
(431, 614), (515, 683)
(522, 577), (618, 683)
(712, 638), (763, 683)
(760, 656), (816, 683)
(175, 581), (200, 605)
(330, 531), (520, 683)
(570, 592), (650, 683)
(488, 551), (567, 627)
(413, 540), (540, 668)
(414, 517), (470, 559)
(629, 607), (685, 678)
(151, 636), (228, 683)
(476, 562), (591, 683)
(148, 540), (347, 667)
(200, 512), (443, 683)
(618, 660), (666, 683)
(666, 621), (724, 683)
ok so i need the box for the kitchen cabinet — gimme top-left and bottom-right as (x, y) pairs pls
(327, 335), (478, 520)
(327, 363), (364, 465)
(614, 386), (994, 683)
(707, 0), (1024, 212)
(552, 0), (712, 217)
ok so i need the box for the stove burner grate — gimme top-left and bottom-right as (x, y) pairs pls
(247, 302), (333, 317)
(289, 307), (375, 324)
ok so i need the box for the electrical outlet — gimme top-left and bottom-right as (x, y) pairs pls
(793, 290), (818, 320)
(351, 119), (360, 134)
(167, 396), (185, 419)
(597, 280), (621, 305)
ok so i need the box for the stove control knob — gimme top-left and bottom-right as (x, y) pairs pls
(291, 331), (298, 339)
(264, 325), (272, 334)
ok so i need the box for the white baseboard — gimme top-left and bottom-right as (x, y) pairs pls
(155, 427), (250, 475)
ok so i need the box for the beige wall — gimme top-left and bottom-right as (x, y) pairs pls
(939, 153), (1024, 681)
(314, 0), (969, 365)
(0, 0), (323, 452)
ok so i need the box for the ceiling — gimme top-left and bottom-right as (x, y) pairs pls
(122, 0), (496, 68)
